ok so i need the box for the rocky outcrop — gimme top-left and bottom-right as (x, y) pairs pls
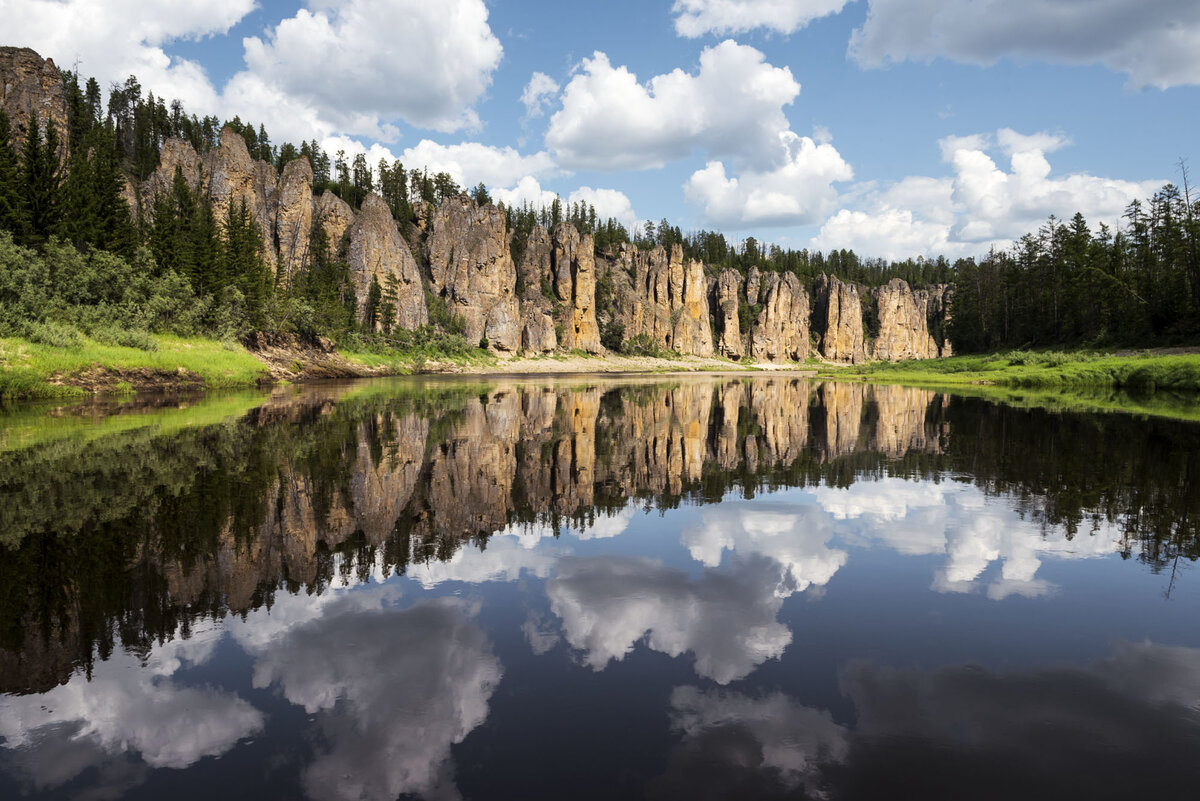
(602, 243), (714, 356)
(0, 47), (67, 149)
(275, 157), (314, 288)
(550, 223), (602, 353)
(714, 269), (744, 360)
(517, 225), (557, 353)
(748, 272), (810, 362)
(426, 196), (520, 350)
(314, 190), (355, 253)
(203, 126), (277, 255)
(929, 284), (953, 357)
(140, 138), (204, 210)
(871, 278), (940, 362)
(346, 193), (427, 329)
(815, 274), (867, 364)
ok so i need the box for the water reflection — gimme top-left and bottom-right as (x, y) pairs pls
(1, 376), (1198, 799)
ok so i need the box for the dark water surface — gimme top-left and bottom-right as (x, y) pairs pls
(2, 376), (1199, 800)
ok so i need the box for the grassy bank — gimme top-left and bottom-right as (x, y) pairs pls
(0, 335), (271, 400)
(820, 350), (1200, 393)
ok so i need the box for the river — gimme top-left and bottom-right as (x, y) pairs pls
(1, 375), (1198, 799)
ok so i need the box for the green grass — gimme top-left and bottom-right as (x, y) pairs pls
(816, 349), (1200, 421)
(820, 350), (1200, 392)
(341, 344), (495, 374)
(0, 334), (270, 400)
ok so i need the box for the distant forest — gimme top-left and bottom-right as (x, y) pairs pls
(1, 67), (1198, 354)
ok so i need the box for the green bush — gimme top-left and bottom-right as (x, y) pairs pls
(89, 326), (159, 351)
(23, 320), (83, 348)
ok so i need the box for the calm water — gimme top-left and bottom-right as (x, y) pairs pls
(1, 376), (1199, 800)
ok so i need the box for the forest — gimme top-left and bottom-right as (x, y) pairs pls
(1, 64), (1198, 356)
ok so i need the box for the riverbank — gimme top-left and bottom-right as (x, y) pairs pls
(818, 349), (1200, 393)
(0, 333), (778, 401)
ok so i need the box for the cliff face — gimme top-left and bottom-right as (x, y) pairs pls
(0, 47), (67, 149)
(346, 193), (427, 330)
(426, 196), (520, 350)
(815, 274), (867, 364)
(276, 157), (314, 287)
(714, 269), (743, 360)
(600, 243), (714, 357)
(749, 271), (810, 362)
(872, 278), (940, 361)
(516, 225), (558, 353)
(204, 125), (277, 255)
(550, 223), (602, 353)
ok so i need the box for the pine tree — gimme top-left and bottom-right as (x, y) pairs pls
(0, 110), (30, 238)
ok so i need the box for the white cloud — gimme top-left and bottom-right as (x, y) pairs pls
(849, 0), (1200, 89)
(396, 140), (557, 190)
(520, 71), (560, 120)
(668, 685), (849, 788)
(546, 554), (794, 684)
(5, 0), (250, 114)
(546, 41), (801, 171)
(252, 596), (501, 801)
(492, 175), (560, 209)
(684, 130), (853, 228)
(0, 623), (261, 783)
(241, 0), (502, 136)
(406, 525), (563, 588)
(681, 502), (847, 593)
(567, 187), (641, 233)
(673, 0), (853, 37)
(812, 128), (1161, 259)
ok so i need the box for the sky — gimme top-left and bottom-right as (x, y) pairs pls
(5, 0), (1199, 260)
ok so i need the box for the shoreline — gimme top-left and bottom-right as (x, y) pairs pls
(4, 333), (1200, 406)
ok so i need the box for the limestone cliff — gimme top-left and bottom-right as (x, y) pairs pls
(276, 157), (314, 287)
(871, 278), (940, 361)
(815, 274), (867, 364)
(600, 243), (714, 357)
(314, 190), (355, 253)
(140, 138), (204, 212)
(0, 46), (67, 149)
(516, 225), (558, 353)
(203, 125), (277, 255)
(346, 193), (427, 329)
(426, 196), (521, 350)
(748, 271), (810, 362)
(549, 223), (602, 353)
(713, 269), (744, 360)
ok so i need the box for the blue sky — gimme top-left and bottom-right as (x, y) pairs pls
(7, 0), (1200, 259)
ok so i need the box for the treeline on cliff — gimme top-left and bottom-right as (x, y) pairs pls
(1, 55), (1198, 356)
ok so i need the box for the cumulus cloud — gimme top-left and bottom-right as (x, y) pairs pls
(520, 71), (560, 120)
(0, 624), (261, 788)
(566, 188), (641, 233)
(680, 502), (847, 593)
(812, 128), (1161, 259)
(673, 0), (853, 37)
(546, 554), (794, 684)
(252, 596), (502, 801)
(659, 685), (849, 796)
(240, 0), (501, 136)
(492, 175), (561, 209)
(395, 140), (557, 190)
(10, 1), (504, 147)
(406, 525), (563, 588)
(849, 0), (1200, 89)
(5, 0), (250, 114)
(546, 40), (801, 171)
(684, 131), (853, 228)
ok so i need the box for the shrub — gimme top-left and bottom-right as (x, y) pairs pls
(23, 320), (83, 348)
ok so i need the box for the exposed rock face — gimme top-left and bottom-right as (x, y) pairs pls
(749, 272), (810, 362)
(815, 274), (867, 364)
(714, 269), (744, 360)
(550, 223), (602, 353)
(0, 47), (67, 148)
(426, 196), (521, 350)
(872, 278), (940, 361)
(346, 193), (427, 329)
(140, 138), (203, 209)
(517, 225), (557, 353)
(602, 243), (714, 356)
(673, 257), (715, 356)
(314, 190), (355, 253)
(203, 125), (276, 254)
(929, 284), (953, 357)
(275, 157), (314, 288)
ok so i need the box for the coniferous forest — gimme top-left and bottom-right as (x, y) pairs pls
(1, 62), (1198, 356)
